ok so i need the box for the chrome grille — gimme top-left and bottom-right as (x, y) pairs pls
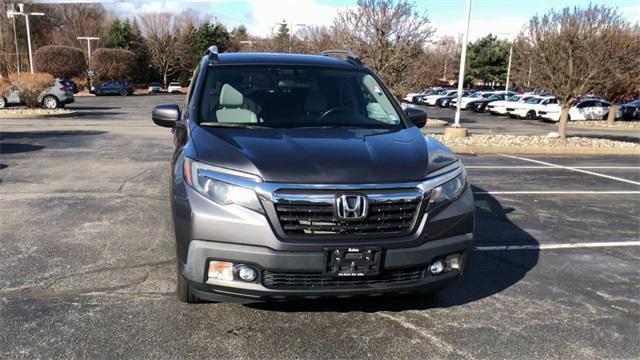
(273, 192), (422, 237)
(262, 268), (424, 289)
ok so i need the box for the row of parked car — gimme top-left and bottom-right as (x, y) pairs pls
(404, 88), (640, 121)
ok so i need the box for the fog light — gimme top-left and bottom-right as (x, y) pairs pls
(208, 261), (234, 282)
(237, 265), (258, 282)
(445, 254), (461, 271)
(429, 260), (445, 274)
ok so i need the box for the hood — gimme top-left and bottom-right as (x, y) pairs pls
(191, 126), (452, 183)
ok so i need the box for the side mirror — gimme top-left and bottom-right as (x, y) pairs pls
(152, 104), (181, 128)
(404, 107), (427, 128)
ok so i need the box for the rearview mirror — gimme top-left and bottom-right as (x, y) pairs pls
(404, 107), (427, 128)
(152, 104), (181, 128)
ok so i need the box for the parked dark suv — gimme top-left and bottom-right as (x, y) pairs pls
(91, 80), (134, 96)
(152, 47), (474, 303)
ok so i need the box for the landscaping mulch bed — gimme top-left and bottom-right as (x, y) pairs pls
(0, 108), (76, 119)
(432, 134), (639, 149)
(568, 120), (640, 129)
(426, 118), (448, 127)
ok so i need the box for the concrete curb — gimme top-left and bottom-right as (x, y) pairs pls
(0, 111), (78, 119)
(568, 125), (640, 131)
(447, 145), (640, 156)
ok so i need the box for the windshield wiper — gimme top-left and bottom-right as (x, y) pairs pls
(199, 122), (271, 129)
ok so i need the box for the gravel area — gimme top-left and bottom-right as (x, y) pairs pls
(432, 134), (640, 148)
(427, 118), (448, 126)
(568, 120), (640, 129)
(0, 108), (75, 118)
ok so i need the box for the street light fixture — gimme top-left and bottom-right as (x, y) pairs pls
(7, 4), (45, 74)
(77, 36), (100, 88)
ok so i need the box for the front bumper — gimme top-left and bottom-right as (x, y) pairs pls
(182, 233), (473, 303)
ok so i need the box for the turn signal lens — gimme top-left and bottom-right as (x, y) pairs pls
(207, 261), (234, 282)
(183, 158), (193, 186)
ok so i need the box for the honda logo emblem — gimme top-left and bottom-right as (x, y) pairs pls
(335, 194), (368, 220)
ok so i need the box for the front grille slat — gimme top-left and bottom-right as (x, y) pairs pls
(274, 197), (421, 237)
(262, 268), (424, 289)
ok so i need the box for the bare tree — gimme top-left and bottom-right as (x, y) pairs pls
(332, 0), (434, 96)
(138, 12), (183, 88)
(593, 24), (640, 124)
(520, 5), (632, 139)
(46, 4), (109, 48)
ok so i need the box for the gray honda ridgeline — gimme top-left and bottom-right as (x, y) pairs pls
(152, 47), (474, 303)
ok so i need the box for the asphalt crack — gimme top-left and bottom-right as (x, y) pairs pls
(0, 259), (173, 300)
(116, 169), (149, 192)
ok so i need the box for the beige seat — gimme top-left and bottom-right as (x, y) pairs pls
(215, 84), (257, 123)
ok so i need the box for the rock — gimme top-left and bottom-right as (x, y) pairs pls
(546, 132), (561, 139)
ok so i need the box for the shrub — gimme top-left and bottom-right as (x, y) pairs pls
(0, 77), (12, 98)
(92, 48), (137, 82)
(34, 45), (87, 79)
(8, 73), (55, 107)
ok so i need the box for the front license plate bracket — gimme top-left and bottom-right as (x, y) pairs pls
(324, 247), (382, 277)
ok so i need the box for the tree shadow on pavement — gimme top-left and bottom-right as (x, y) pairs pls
(247, 185), (539, 313)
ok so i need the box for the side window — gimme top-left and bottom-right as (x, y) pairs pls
(577, 101), (590, 108)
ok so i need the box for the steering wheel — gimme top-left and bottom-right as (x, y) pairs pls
(320, 107), (353, 121)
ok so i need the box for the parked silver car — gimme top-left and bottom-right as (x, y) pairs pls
(0, 78), (75, 109)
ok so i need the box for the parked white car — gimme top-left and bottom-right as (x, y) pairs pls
(422, 90), (458, 106)
(403, 88), (444, 104)
(538, 99), (610, 122)
(507, 97), (558, 119)
(450, 91), (494, 110)
(167, 82), (182, 94)
(487, 95), (535, 115)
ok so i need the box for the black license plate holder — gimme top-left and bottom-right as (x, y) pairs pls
(324, 247), (382, 277)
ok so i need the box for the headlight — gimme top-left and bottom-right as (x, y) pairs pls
(429, 168), (467, 204)
(184, 158), (263, 213)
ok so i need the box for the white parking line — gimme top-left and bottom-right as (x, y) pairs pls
(500, 155), (640, 186)
(473, 191), (640, 195)
(475, 241), (640, 251)
(466, 166), (640, 169)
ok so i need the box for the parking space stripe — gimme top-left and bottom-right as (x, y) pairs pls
(500, 155), (640, 186)
(475, 241), (640, 251)
(473, 191), (640, 195)
(466, 166), (640, 169)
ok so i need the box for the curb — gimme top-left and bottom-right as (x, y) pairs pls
(0, 111), (78, 119)
(446, 145), (640, 156)
(568, 125), (640, 131)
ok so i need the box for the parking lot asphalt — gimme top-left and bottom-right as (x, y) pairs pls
(1, 95), (639, 359)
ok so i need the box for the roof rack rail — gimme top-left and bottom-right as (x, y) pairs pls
(320, 49), (363, 66)
(206, 45), (219, 63)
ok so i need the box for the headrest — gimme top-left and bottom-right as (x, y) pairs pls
(219, 84), (243, 107)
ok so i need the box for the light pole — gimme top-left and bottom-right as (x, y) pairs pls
(10, 4), (20, 75)
(453, 0), (472, 128)
(77, 36), (99, 88)
(500, 32), (514, 92)
(7, 4), (44, 74)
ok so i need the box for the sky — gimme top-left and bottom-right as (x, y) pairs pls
(40, 0), (640, 41)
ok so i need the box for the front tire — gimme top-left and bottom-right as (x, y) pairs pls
(526, 110), (536, 120)
(120, 89), (128, 96)
(42, 95), (58, 109)
(0, 97), (6, 108)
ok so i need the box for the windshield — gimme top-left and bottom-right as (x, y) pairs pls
(486, 95), (500, 101)
(526, 98), (543, 104)
(481, 93), (494, 98)
(506, 95), (520, 101)
(468, 93), (482, 98)
(199, 66), (403, 129)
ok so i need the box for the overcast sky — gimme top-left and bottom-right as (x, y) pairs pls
(38, 0), (640, 41)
